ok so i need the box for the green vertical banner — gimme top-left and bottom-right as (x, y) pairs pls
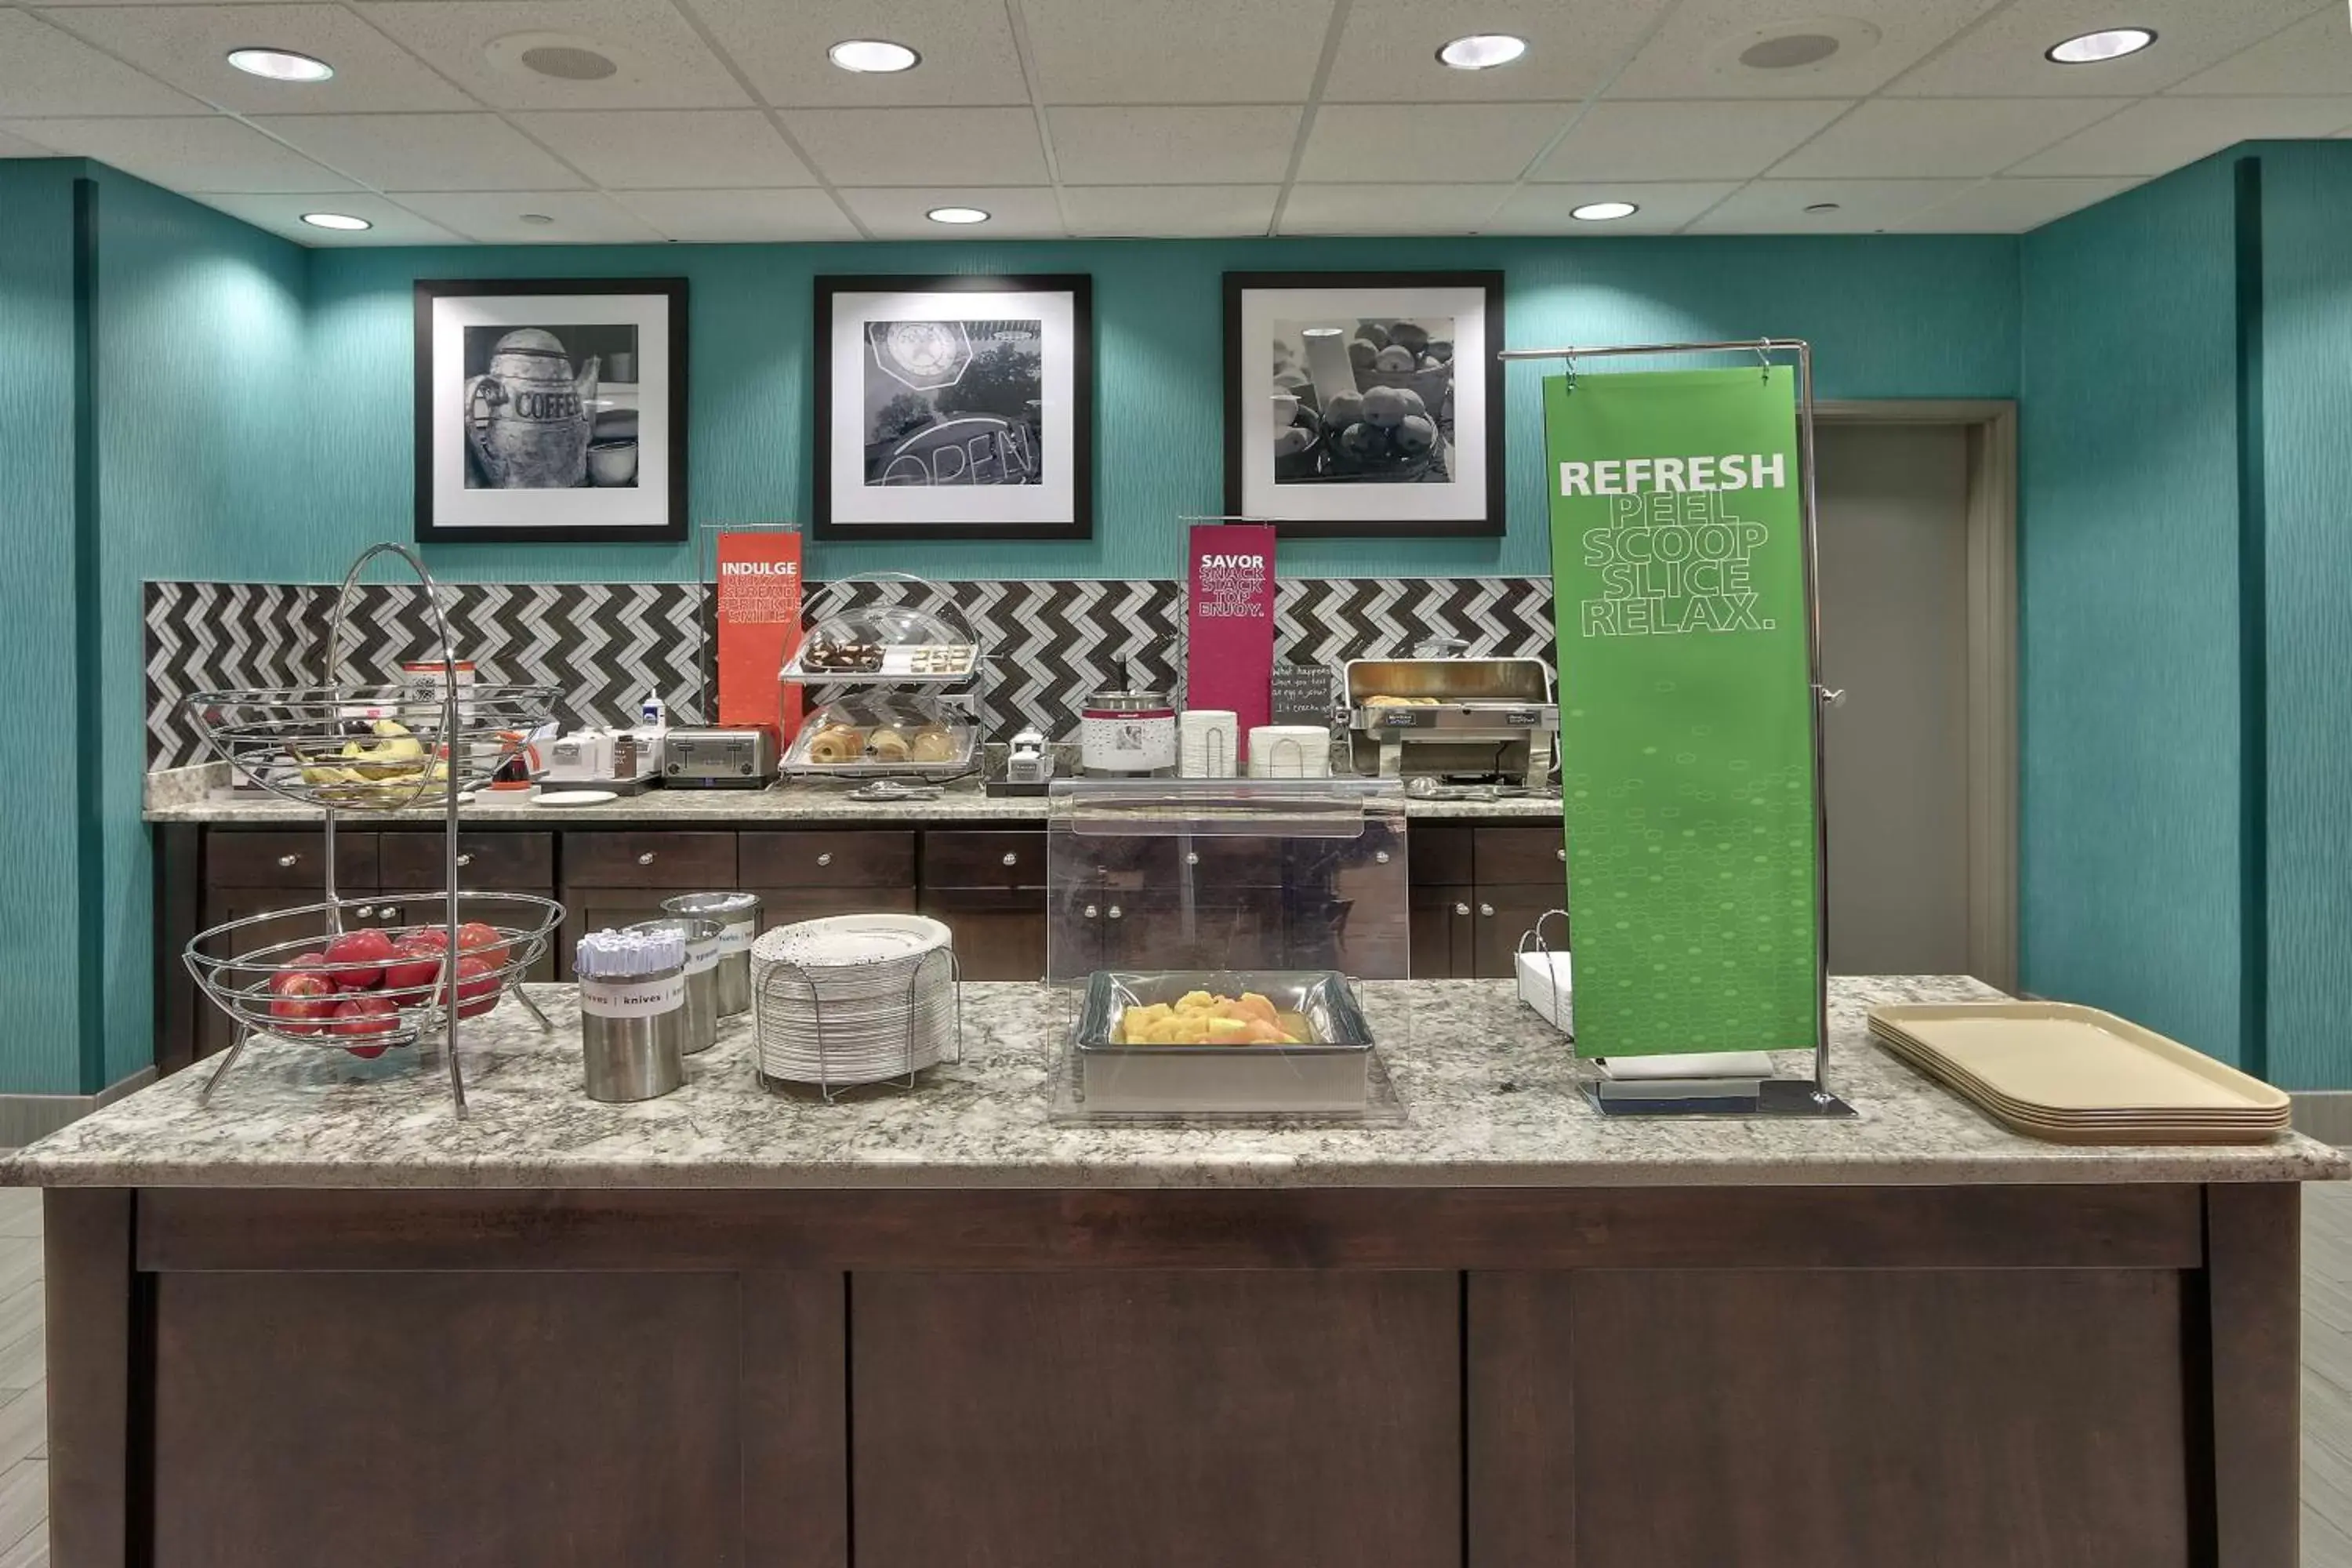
(1544, 366), (1818, 1058)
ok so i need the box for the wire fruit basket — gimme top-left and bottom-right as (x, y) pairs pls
(179, 543), (563, 1112)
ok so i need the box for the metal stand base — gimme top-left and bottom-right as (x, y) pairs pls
(1584, 1076), (1856, 1118)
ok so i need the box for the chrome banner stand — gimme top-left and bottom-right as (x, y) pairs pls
(1497, 338), (1852, 1119)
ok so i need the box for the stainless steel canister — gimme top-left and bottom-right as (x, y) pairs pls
(575, 930), (688, 1103)
(626, 916), (720, 1054)
(662, 891), (761, 1017)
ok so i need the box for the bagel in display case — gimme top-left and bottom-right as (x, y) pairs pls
(780, 695), (975, 780)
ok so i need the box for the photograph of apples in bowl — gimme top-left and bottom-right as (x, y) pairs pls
(187, 893), (559, 1058)
(1269, 316), (1455, 485)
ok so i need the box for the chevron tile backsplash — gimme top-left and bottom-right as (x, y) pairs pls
(143, 576), (1558, 768)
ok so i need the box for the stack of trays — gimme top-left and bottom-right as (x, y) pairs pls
(1868, 1001), (2289, 1145)
(750, 914), (955, 1087)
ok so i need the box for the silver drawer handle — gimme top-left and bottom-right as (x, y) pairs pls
(1106, 905), (1123, 920)
(276, 853), (299, 868)
(1185, 851), (1200, 866)
(1556, 846), (1566, 862)
(1374, 850), (1390, 865)
(1001, 851), (1018, 866)
(816, 851), (833, 867)
(456, 852), (474, 868)
(1480, 903), (1495, 918)
(1083, 903), (1099, 920)
(353, 904), (374, 919)
(1454, 902), (1470, 916)
(637, 851), (656, 866)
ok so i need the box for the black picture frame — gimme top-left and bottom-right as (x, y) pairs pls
(1223, 270), (1506, 538)
(813, 273), (1094, 542)
(413, 277), (688, 545)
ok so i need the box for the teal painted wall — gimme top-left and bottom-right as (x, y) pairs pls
(302, 234), (2019, 586)
(2253, 141), (2352, 1091)
(2019, 157), (2247, 1065)
(0, 162), (88, 1094)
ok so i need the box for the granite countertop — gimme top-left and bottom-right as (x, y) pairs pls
(143, 774), (1568, 826)
(9, 978), (2343, 1190)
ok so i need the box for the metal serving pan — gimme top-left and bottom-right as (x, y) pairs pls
(1072, 971), (1374, 1113)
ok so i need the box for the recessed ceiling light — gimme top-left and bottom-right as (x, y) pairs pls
(926, 206), (989, 225)
(227, 47), (334, 82)
(829, 38), (920, 73)
(1739, 32), (1841, 68)
(519, 42), (617, 79)
(1804, 201), (1842, 214)
(300, 212), (370, 231)
(1571, 201), (1639, 222)
(1436, 33), (1528, 71)
(2045, 27), (2156, 64)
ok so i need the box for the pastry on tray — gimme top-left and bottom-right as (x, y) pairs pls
(804, 724), (866, 764)
(866, 727), (912, 763)
(907, 725), (958, 763)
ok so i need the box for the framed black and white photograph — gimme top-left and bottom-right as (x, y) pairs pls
(1225, 271), (1504, 537)
(814, 274), (1092, 541)
(414, 278), (687, 543)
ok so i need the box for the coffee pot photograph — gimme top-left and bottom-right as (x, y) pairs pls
(463, 328), (599, 489)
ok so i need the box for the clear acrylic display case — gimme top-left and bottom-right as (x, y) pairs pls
(1044, 778), (1410, 1123)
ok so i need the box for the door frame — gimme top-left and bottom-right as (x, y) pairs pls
(1814, 399), (2018, 992)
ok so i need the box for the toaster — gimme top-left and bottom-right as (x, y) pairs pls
(663, 726), (779, 788)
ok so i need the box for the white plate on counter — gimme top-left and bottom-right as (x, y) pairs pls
(532, 789), (619, 808)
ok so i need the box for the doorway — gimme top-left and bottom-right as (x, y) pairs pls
(1813, 405), (2016, 988)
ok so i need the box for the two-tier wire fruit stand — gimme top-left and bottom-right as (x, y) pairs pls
(181, 543), (564, 1115)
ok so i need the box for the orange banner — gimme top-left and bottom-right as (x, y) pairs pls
(715, 530), (804, 739)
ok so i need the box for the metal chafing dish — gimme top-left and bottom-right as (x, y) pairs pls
(1073, 969), (1374, 1112)
(1344, 640), (1558, 785)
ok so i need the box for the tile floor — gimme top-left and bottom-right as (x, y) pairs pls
(0, 1179), (2347, 1566)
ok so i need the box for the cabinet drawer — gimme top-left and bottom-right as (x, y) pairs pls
(739, 830), (915, 889)
(380, 830), (553, 892)
(206, 830), (377, 891)
(1474, 826), (1566, 885)
(564, 831), (736, 889)
(922, 830), (1047, 891)
(1410, 827), (1473, 887)
(920, 887), (1047, 982)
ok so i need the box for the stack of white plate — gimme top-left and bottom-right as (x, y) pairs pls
(750, 913), (956, 1087)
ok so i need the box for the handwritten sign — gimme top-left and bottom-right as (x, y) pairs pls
(1270, 662), (1334, 728)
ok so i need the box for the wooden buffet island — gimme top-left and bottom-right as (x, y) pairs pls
(10, 976), (2344, 1568)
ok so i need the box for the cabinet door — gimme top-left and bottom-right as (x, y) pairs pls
(1409, 884), (1472, 978)
(379, 829), (554, 893)
(919, 887), (1048, 982)
(1472, 887), (1567, 980)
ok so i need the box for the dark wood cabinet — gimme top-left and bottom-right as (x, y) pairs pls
(921, 887), (1048, 982)
(922, 829), (1047, 891)
(740, 829), (915, 890)
(565, 829), (736, 888)
(379, 829), (553, 893)
(1410, 884), (1473, 978)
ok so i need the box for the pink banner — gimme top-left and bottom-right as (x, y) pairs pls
(1185, 523), (1276, 758)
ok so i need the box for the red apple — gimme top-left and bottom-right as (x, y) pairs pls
(331, 993), (399, 1058)
(453, 953), (502, 1018)
(455, 921), (510, 971)
(379, 934), (447, 1003)
(321, 927), (397, 989)
(267, 971), (334, 1036)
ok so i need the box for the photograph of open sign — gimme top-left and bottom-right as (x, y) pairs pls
(817, 275), (1093, 541)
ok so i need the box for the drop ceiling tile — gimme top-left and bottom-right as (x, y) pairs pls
(356, 0), (749, 110)
(1019, 0), (1332, 104)
(684, 0), (1028, 108)
(512, 110), (815, 187)
(1533, 100), (1848, 182)
(1894, 175), (2138, 231)
(1773, 97), (2118, 178)
(0, 129), (61, 158)
(0, 11), (205, 114)
(45, 4), (474, 115)
(1047, 106), (1300, 185)
(193, 191), (464, 244)
(0, 114), (354, 192)
(836, 186), (1065, 239)
(1278, 183), (1510, 234)
(254, 112), (587, 190)
(394, 188), (666, 243)
(2167, 9), (2352, 97)
(612, 187), (859, 241)
(1298, 103), (1563, 183)
(1886, 0), (2322, 97)
(1490, 181), (1740, 234)
(1682, 178), (1973, 233)
(1323, 0), (1674, 103)
(2011, 96), (2352, 176)
(1611, 0), (2002, 100)
(781, 107), (1047, 187)
(1062, 183), (1279, 236)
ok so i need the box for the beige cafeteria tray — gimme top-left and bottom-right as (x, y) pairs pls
(1871, 1033), (2281, 1145)
(1866, 1023), (2288, 1124)
(1867, 1002), (2288, 1116)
